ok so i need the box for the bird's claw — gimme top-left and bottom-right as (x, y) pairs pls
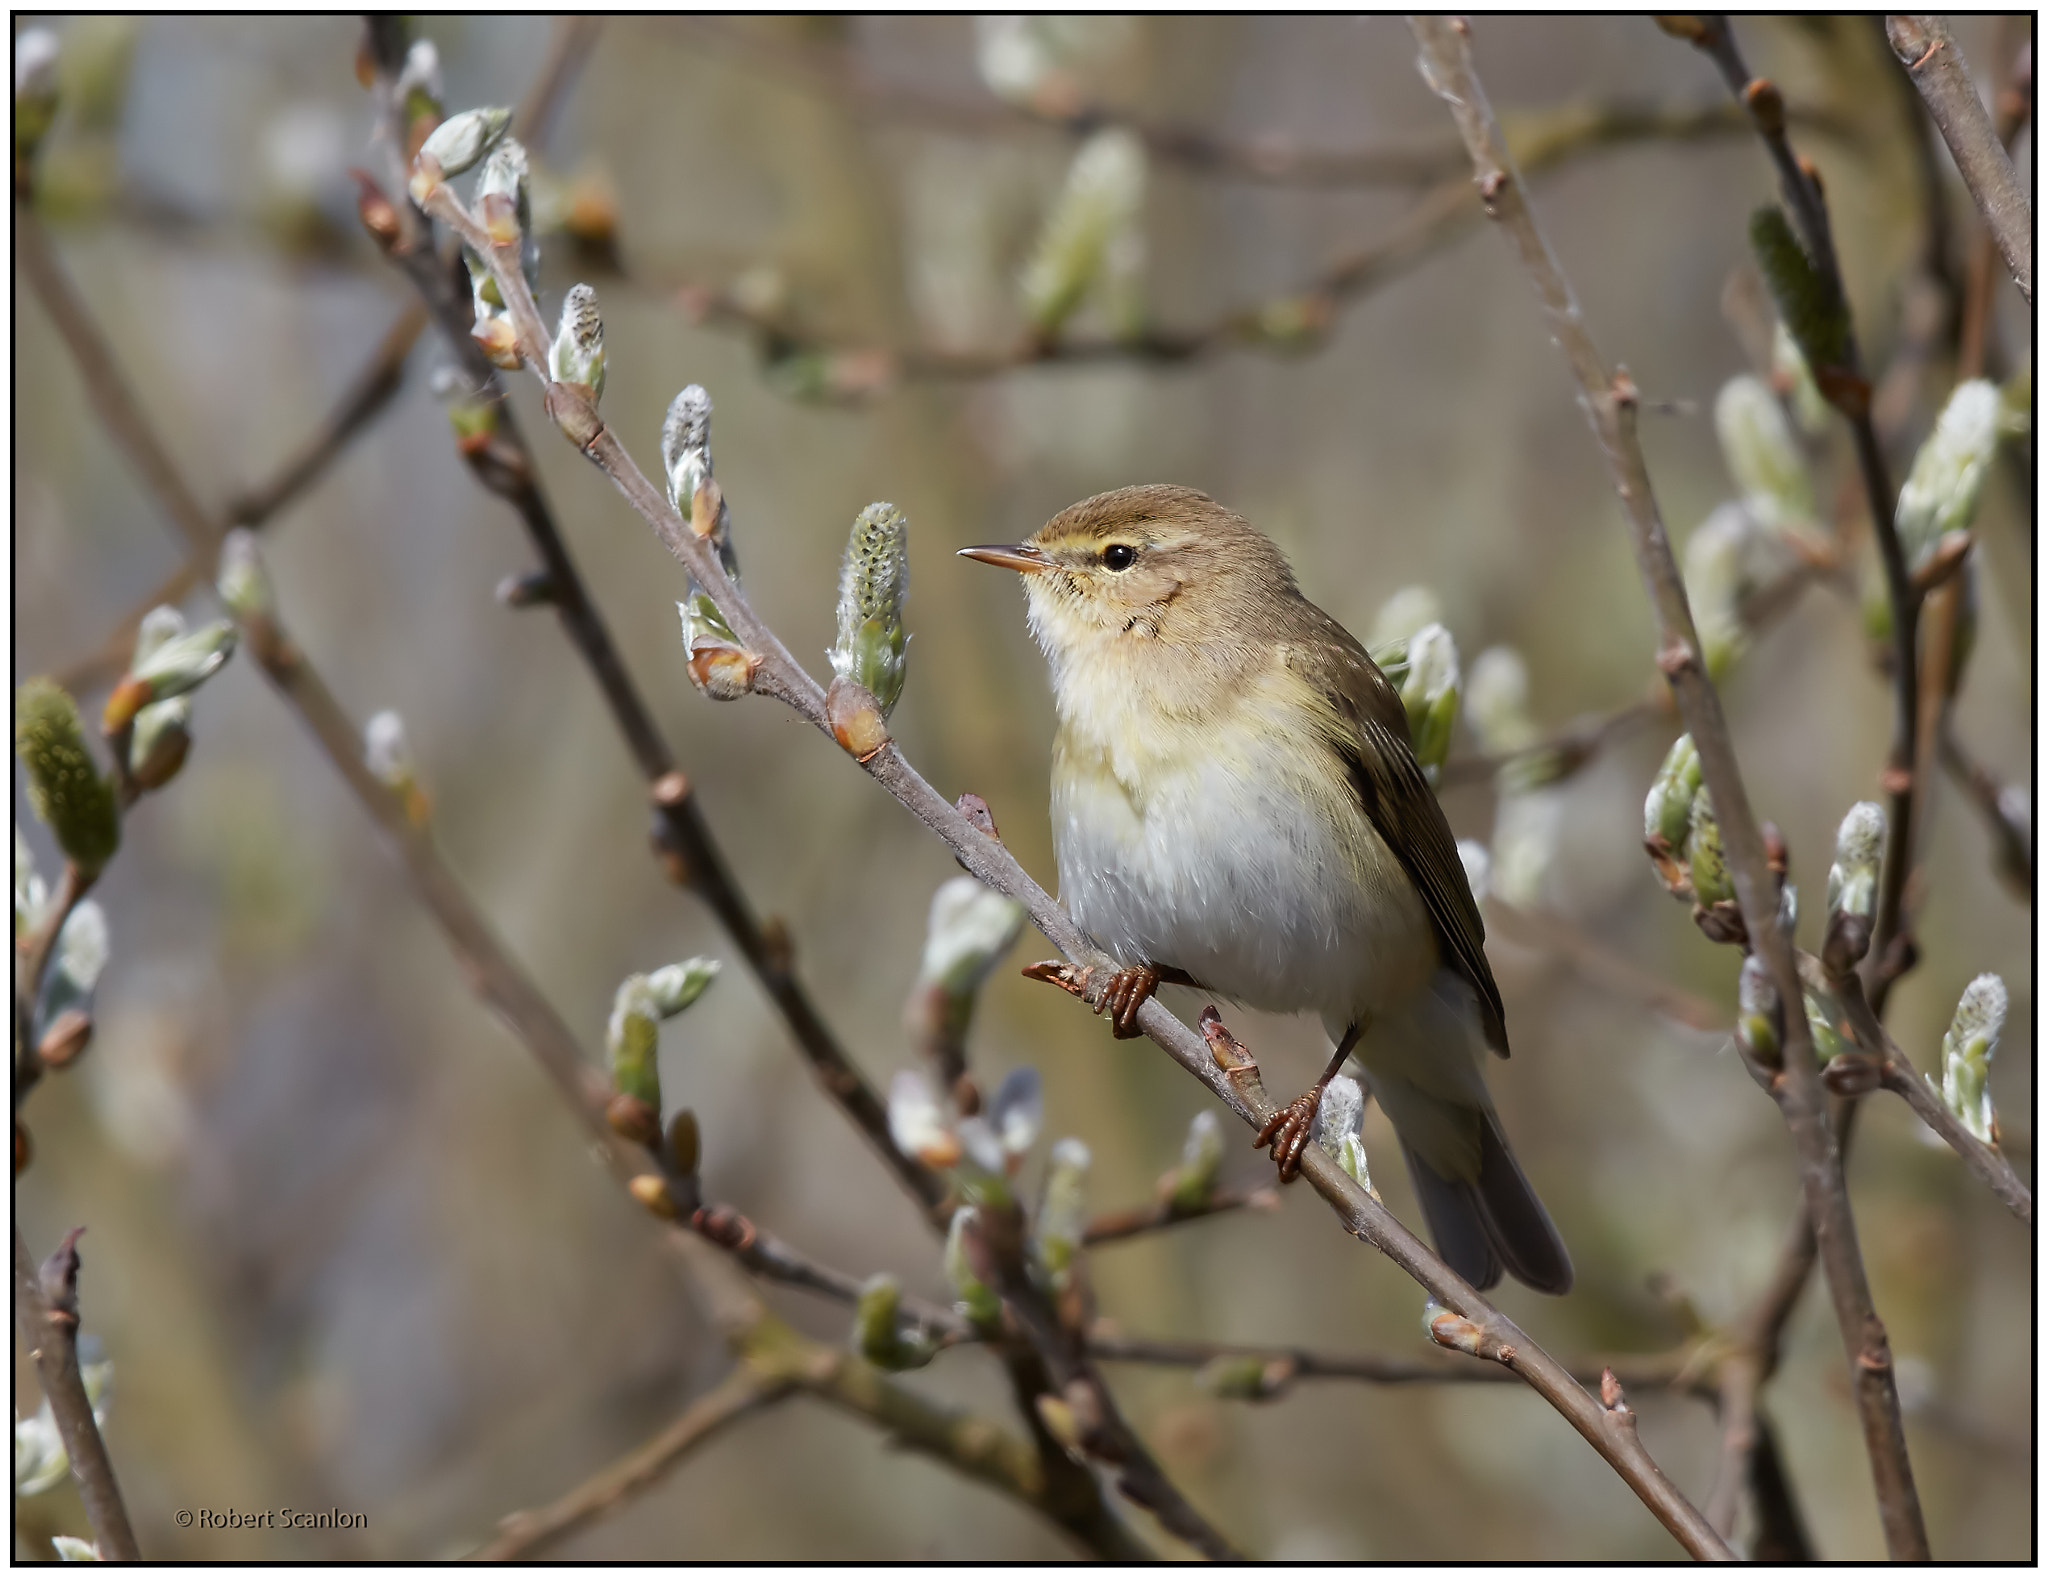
(1255, 1090), (1323, 1183)
(1096, 964), (1162, 1039)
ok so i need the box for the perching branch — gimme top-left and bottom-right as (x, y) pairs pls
(16, 202), (1154, 1564)
(1886, 15), (2033, 304)
(427, 161), (1734, 1566)
(1410, 15), (1926, 1561)
(1081, 1181), (1279, 1247)
(12, 1226), (141, 1562)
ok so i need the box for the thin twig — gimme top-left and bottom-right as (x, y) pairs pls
(1886, 15), (2033, 304)
(1412, 15), (1924, 1561)
(17, 203), (1146, 1564)
(428, 154), (1735, 1566)
(467, 1368), (790, 1561)
(1081, 1183), (1279, 1247)
(1088, 1330), (1711, 1398)
(1813, 954), (2034, 1224)
(11, 1225), (141, 1561)
(1938, 725), (2032, 899)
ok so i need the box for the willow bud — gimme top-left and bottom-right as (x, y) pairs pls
(645, 957), (719, 1017)
(828, 503), (910, 718)
(661, 386), (751, 693)
(1750, 206), (1849, 381)
(1715, 374), (1815, 533)
(1771, 322), (1830, 435)
(945, 1206), (1003, 1327)
(887, 1068), (960, 1170)
(1021, 128), (1146, 337)
(1464, 646), (1538, 758)
(852, 1273), (935, 1372)
(986, 1066), (1043, 1165)
(15, 827), (49, 940)
(1394, 623), (1459, 778)
(1644, 733), (1702, 849)
(1935, 974), (2007, 1144)
(548, 283), (605, 400)
(1687, 787), (1733, 907)
(14, 30), (60, 171)
(1825, 801), (1885, 923)
(216, 529), (275, 621)
(1167, 1109), (1223, 1213)
(33, 900), (107, 1050)
(1034, 1137), (1091, 1283)
(409, 105), (509, 198)
(1737, 954), (1783, 1068)
(476, 136), (537, 292)
(1895, 380), (2000, 574)
(15, 680), (119, 877)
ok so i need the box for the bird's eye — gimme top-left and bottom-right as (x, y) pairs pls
(1101, 544), (1137, 571)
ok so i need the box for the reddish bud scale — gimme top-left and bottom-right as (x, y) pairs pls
(101, 676), (154, 735)
(826, 676), (889, 762)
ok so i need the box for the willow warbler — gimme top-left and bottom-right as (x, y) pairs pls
(961, 485), (1572, 1294)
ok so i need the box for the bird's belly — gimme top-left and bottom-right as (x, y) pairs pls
(1054, 747), (1436, 1023)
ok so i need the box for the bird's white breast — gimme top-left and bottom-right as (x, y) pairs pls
(1050, 664), (1437, 1027)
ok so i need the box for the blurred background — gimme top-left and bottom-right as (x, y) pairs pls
(12, 13), (2032, 1561)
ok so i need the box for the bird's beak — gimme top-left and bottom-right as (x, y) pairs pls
(957, 542), (1054, 574)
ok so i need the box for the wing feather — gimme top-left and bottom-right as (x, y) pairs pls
(1293, 616), (1509, 1055)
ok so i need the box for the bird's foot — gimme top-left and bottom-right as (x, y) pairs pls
(1255, 1088), (1325, 1183)
(1096, 964), (1164, 1038)
(1024, 959), (1190, 1038)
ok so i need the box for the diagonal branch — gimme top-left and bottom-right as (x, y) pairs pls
(425, 150), (1734, 1565)
(1410, 15), (1926, 1561)
(16, 201), (1151, 1564)
(467, 1367), (789, 1561)
(12, 1225), (141, 1561)
(1886, 15), (2033, 304)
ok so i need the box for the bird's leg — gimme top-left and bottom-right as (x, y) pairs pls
(1255, 1022), (1365, 1183)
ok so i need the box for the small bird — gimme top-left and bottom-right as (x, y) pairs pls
(960, 484), (1572, 1294)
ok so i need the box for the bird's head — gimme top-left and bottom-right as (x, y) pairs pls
(958, 485), (1298, 675)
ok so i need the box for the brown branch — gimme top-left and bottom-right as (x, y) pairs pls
(1412, 16), (1924, 1560)
(429, 167), (1735, 1564)
(1081, 1182), (1278, 1247)
(1957, 24), (2033, 381)
(49, 302), (428, 697)
(370, 153), (945, 1235)
(12, 1225), (141, 1561)
(1887, 16), (2033, 305)
(1813, 955), (2034, 1224)
(18, 200), (1151, 1564)
(1088, 1330), (1710, 1399)
(1938, 725), (2032, 899)
(468, 1368), (789, 1561)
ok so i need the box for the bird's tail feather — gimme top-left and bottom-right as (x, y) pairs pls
(1400, 1115), (1572, 1295)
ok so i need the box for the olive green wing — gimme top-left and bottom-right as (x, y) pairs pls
(1298, 613), (1510, 1056)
